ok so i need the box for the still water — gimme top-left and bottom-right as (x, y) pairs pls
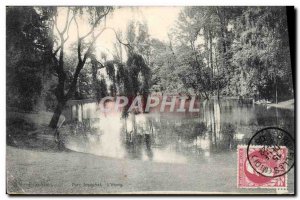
(61, 98), (294, 164)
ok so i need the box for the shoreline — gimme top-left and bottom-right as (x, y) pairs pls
(267, 99), (294, 110)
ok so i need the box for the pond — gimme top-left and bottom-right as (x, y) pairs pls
(61, 98), (294, 164)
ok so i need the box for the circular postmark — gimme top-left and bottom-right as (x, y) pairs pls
(247, 127), (295, 178)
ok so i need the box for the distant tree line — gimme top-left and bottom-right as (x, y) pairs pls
(150, 7), (293, 103)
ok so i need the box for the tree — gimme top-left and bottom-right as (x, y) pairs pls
(167, 6), (293, 103)
(48, 7), (113, 128)
(6, 7), (52, 111)
(230, 7), (293, 102)
(171, 7), (215, 98)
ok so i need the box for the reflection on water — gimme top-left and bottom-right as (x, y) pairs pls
(61, 98), (294, 164)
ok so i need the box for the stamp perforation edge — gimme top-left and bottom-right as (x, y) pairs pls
(237, 145), (288, 190)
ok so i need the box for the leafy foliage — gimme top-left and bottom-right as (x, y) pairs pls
(6, 7), (51, 111)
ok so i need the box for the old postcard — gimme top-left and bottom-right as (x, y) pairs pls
(6, 6), (295, 195)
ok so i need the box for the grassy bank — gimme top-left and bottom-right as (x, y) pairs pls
(267, 99), (294, 110)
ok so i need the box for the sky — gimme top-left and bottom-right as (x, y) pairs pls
(56, 6), (183, 59)
(96, 6), (183, 59)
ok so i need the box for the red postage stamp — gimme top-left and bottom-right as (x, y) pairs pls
(238, 145), (287, 188)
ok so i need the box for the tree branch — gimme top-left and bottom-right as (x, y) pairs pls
(79, 7), (111, 40)
(64, 7), (113, 100)
(61, 7), (71, 35)
(106, 27), (134, 51)
(74, 16), (82, 63)
(82, 27), (107, 63)
(53, 46), (61, 56)
(52, 8), (74, 57)
(65, 14), (74, 41)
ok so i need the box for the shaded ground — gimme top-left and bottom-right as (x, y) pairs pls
(7, 111), (66, 152)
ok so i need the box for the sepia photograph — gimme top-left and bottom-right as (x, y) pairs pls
(6, 5), (295, 195)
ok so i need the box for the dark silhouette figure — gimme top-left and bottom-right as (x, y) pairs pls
(145, 134), (153, 160)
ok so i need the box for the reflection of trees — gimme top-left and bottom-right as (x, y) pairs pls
(68, 99), (251, 157)
(135, 99), (239, 154)
(220, 123), (236, 150)
(120, 113), (154, 160)
(203, 99), (221, 150)
(66, 98), (293, 160)
(120, 111), (212, 157)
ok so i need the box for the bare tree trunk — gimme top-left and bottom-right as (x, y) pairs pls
(49, 100), (66, 128)
(216, 7), (227, 98)
(209, 29), (214, 95)
(215, 46), (220, 100)
(91, 60), (99, 99)
(275, 78), (278, 104)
